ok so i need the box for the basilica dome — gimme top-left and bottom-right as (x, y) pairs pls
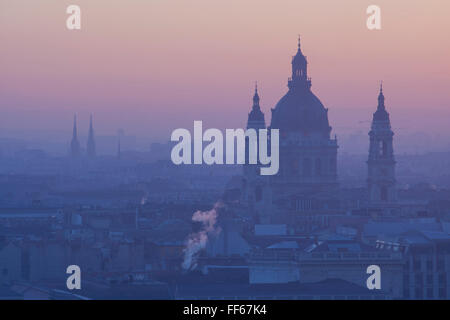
(270, 38), (331, 136)
(271, 88), (331, 135)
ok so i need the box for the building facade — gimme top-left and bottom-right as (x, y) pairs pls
(269, 38), (338, 198)
(367, 84), (397, 206)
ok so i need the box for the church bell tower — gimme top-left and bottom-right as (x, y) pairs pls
(367, 84), (397, 205)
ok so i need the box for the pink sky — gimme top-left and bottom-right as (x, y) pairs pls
(1, 0), (449, 142)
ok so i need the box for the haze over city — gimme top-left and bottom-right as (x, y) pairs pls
(1, 0), (449, 155)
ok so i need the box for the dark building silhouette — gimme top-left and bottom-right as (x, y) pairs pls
(246, 83), (266, 130)
(70, 114), (81, 157)
(244, 83), (266, 177)
(242, 83), (273, 223)
(270, 37), (338, 197)
(239, 39), (341, 225)
(367, 83), (397, 205)
(87, 114), (96, 158)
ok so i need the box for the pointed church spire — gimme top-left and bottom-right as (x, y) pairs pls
(70, 114), (81, 157)
(377, 81), (386, 111)
(87, 114), (96, 158)
(72, 114), (78, 137)
(289, 35), (310, 90)
(368, 82), (396, 205)
(374, 82), (389, 121)
(247, 82), (265, 129)
(253, 81), (260, 107)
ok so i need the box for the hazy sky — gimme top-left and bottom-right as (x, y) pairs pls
(1, 0), (449, 146)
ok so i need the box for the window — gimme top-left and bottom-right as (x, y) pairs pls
(379, 140), (388, 157)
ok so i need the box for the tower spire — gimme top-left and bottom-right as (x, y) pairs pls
(368, 83), (396, 206)
(247, 82), (265, 129)
(253, 81), (260, 108)
(72, 114), (77, 137)
(87, 113), (96, 158)
(377, 81), (386, 113)
(70, 114), (81, 157)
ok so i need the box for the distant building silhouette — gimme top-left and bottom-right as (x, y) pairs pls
(70, 114), (81, 157)
(87, 114), (96, 158)
(367, 83), (397, 205)
(270, 37), (338, 197)
(246, 82), (266, 130)
(238, 38), (341, 225)
(242, 83), (272, 223)
(244, 82), (266, 177)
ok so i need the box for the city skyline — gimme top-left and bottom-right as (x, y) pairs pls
(1, 0), (450, 147)
(1, 1), (450, 302)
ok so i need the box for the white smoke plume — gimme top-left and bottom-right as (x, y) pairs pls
(182, 202), (223, 271)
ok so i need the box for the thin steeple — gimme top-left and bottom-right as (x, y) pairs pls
(289, 35), (310, 90)
(87, 114), (96, 158)
(377, 81), (385, 110)
(72, 114), (78, 138)
(70, 114), (81, 157)
(253, 81), (260, 108)
(373, 82), (389, 121)
(247, 82), (265, 129)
